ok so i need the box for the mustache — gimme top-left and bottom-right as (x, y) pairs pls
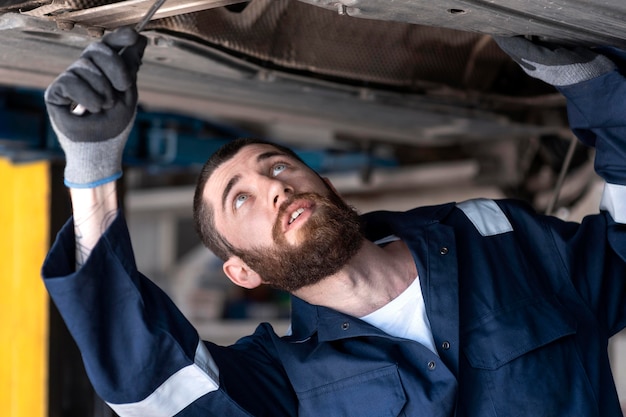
(274, 192), (324, 228)
(276, 189), (346, 216)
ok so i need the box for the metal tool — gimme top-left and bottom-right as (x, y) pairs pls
(70, 0), (168, 115)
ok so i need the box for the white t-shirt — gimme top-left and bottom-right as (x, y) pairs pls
(360, 236), (437, 355)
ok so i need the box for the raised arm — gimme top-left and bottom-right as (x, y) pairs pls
(494, 36), (626, 222)
(44, 27), (146, 267)
(42, 25), (307, 417)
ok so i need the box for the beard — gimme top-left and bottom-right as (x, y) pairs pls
(231, 191), (364, 292)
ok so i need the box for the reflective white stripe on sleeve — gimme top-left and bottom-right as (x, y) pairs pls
(457, 199), (513, 236)
(107, 341), (220, 417)
(600, 182), (626, 224)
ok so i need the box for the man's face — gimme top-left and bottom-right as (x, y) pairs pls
(203, 144), (363, 291)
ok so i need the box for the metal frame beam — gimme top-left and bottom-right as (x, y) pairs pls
(24, 0), (244, 30)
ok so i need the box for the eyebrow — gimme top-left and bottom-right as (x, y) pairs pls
(220, 150), (290, 211)
(222, 174), (241, 211)
(257, 150), (286, 162)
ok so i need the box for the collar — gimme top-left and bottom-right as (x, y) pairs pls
(360, 203), (455, 242)
(288, 297), (392, 342)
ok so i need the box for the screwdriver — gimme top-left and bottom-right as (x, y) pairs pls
(71, 0), (168, 115)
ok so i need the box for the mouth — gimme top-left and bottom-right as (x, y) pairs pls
(288, 207), (305, 225)
(280, 199), (315, 234)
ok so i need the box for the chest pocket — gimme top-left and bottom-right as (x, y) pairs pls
(463, 298), (577, 370)
(296, 365), (406, 417)
(460, 298), (599, 416)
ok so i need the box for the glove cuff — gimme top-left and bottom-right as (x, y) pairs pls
(63, 172), (122, 189)
(52, 116), (134, 189)
(521, 54), (616, 86)
(62, 136), (126, 188)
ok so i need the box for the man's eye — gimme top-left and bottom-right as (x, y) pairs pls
(271, 163), (287, 177)
(235, 194), (248, 209)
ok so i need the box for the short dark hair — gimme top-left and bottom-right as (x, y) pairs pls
(192, 138), (306, 261)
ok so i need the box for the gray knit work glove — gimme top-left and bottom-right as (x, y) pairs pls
(45, 27), (147, 188)
(494, 36), (616, 86)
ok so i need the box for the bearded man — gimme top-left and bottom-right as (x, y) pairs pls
(192, 138), (366, 294)
(43, 28), (626, 417)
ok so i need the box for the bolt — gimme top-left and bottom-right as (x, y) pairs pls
(337, 3), (347, 15)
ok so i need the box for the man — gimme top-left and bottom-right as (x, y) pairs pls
(42, 27), (626, 416)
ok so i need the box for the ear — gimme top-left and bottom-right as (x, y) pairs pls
(223, 256), (264, 289)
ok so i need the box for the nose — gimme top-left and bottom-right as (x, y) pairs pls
(266, 177), (293, 209)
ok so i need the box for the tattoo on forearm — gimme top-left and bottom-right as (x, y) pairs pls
(74, 227), (89, 269)
(73, 186), (117, 269)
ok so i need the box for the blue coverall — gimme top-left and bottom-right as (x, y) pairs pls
(42, 58), (626, 416)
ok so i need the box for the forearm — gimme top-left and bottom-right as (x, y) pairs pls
(559, 70), (626, 223)
(70, 181), (118, 268)
(560, 71), (626, 182)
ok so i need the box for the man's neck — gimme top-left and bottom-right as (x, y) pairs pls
(292, 239), (417, 317)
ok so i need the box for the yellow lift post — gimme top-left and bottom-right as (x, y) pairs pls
(0, 157), (49, 417)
